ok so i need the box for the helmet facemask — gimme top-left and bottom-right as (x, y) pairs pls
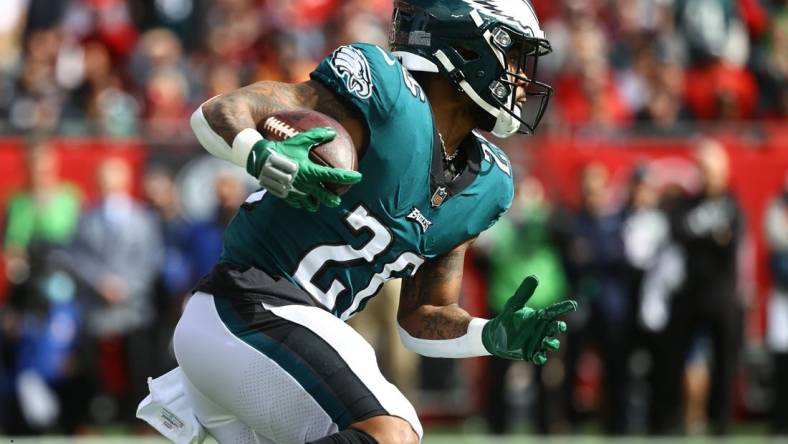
(487, 27), (553, 136)
(390, 1), (553, 137)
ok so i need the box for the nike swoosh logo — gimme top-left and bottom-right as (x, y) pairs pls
(376, 46), (397, 66)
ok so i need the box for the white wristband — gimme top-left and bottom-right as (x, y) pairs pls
(189, 104), (263, 169)
(231, 128), (264, 169)
(397, 318), (491, 358)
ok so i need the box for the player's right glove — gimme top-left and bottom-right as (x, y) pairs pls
(246, 127), (363, 211)
(481, 275), (577, 365)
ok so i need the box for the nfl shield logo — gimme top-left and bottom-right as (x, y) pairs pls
(431, 187), (448, 207)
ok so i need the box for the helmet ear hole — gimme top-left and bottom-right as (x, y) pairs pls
(453, 46), (480, 62)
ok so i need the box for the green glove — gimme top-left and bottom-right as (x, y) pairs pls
(247, 127), (362, 211)
(482, 275), (577, 365)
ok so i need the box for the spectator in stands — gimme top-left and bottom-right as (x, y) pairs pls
(561, 162), (635, 434)
(60, 40), (140, 136)
(129, 29), (193, 97)
(679, 0), (759, 120)
(754, 10), (788, 120)
(553, 17), (632, 129)
(620, 164), (674, 427)
(622, 164), (671, 305)
(4, 140), (81, 283)
(4, 28), (65, 133)
(629, 42), (692, 134)
(204, 0), (267, 66)
(142, 68), (191, 138)
(60, 0), (138, 57)
(627, 166), (687, 339)
(1, 139), (84, 434)
(475, 176), (569, 434)
(650, 139), (744, 435)
(765, 173), (788, 434)
(187, 170), (246, 280)
(683, 61), (759, 121)
(65, 157), (162, 426)
(609, 0), (687, 122)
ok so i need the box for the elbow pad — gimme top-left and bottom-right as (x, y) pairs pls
(397, 318), (491, 358)
(190, 104), (262, 169)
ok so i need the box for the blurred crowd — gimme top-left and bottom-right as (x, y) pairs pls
(3, 136), (787, 436)
(473, 140), (788, 435)
(539, 0), (788, 131)
(0, 139), (253, 433)
(0, 0), (392, 137)
(0, 0), (786, 137)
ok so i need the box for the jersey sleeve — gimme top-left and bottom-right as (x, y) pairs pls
(310, 43), (411, 126)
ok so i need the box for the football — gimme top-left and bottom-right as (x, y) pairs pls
(259, 109), (358, 195)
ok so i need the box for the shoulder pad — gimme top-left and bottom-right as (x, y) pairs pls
(310, 43), (426, 124)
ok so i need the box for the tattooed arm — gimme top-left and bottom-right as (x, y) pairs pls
(397, 239), (476, 341)
(191, 79), (365, 208)
(397, 238), (575, 361)
(200, 80), (366, 154)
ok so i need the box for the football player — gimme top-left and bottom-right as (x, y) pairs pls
(139, 1), (577, 443)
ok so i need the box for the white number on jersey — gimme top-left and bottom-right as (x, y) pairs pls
(293, 205), (423, 319)
(480, 142), (512, 176)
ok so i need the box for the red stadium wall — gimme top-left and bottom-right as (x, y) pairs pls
(0, 138), (147, 203)
(0, 138), (147, 303)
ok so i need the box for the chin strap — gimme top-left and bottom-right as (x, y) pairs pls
(432, 50), (519, 138)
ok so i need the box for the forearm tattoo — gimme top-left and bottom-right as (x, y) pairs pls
(398, 245), (474, 340)
(202, 80), (353, 145)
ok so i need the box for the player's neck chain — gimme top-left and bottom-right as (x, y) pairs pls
(438, 133), (459, 163)
(438, 132), (463, 182)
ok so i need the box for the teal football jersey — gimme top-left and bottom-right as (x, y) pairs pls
(220, 43), (514, 320)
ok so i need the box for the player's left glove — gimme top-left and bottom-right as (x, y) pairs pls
(481, 275), (577, 365)
(247, 127), (362, 211)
